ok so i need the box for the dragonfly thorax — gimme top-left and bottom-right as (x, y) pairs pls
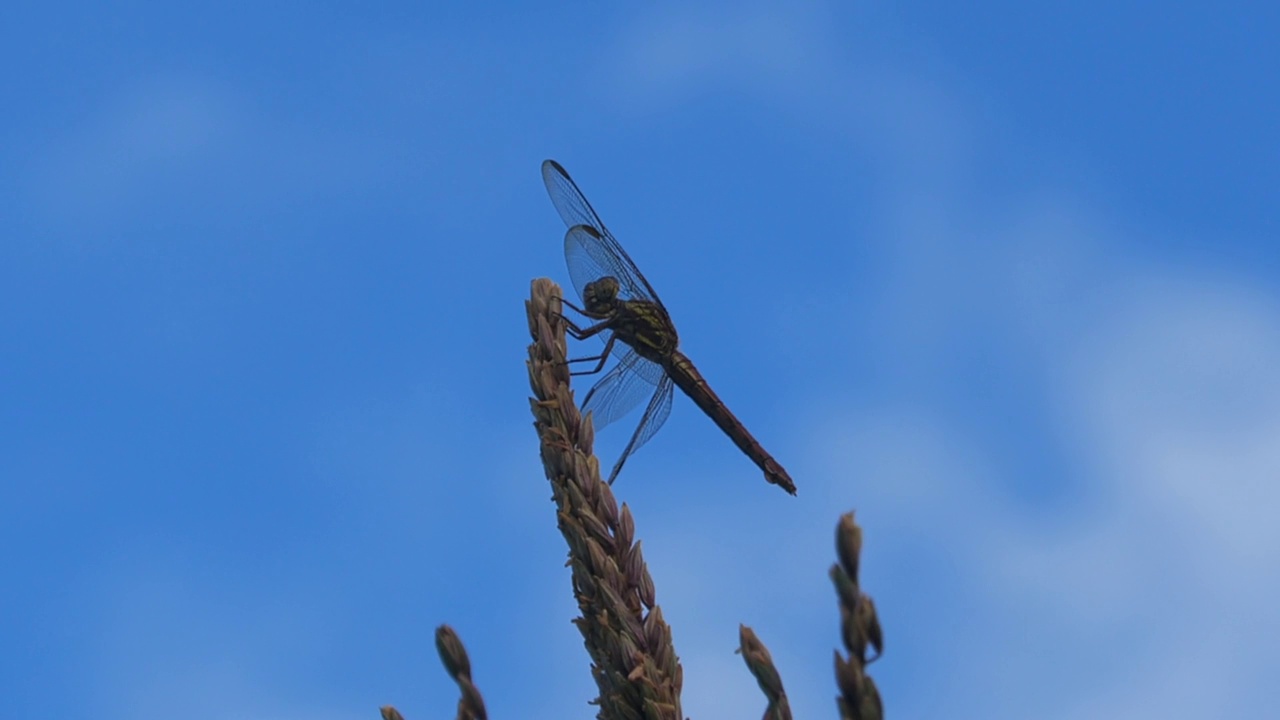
(582, 276), (622, 315)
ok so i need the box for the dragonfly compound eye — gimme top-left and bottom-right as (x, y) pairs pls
(584, 277), (622, 311)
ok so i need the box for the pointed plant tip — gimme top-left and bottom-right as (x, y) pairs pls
(524, 276), (684, 717)
(434, 624), (472, 678)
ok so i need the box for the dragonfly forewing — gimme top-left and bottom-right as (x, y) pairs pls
(545, 161), (663, 303)
(542, 160), (609, 237)
(564, 225), (650, 304)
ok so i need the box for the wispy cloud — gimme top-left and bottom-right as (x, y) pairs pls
(26, 74), (386, 233)
(610, 3), (1280, 717)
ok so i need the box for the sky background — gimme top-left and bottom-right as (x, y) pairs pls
(2, 2), (1278, 718)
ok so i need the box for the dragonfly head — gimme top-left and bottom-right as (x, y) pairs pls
(582, 276), (621, 314)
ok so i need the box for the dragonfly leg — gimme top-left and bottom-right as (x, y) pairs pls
(566, 333), (617, 377)
(555, 296), (590, 316)
(552, 305), (618, 374)
(551, 297), (602, 337)
(551, 296), (620, 374)
(559, 315), (612, 341)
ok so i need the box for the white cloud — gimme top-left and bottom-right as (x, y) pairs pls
(1061, 274), (1280, 571)
(614, 3), (830, 95)
(611, 1), (980, 193)
(613, 7), (1280, 709)
(26, 74), (385, 231)
(805, 259), (1280, 718)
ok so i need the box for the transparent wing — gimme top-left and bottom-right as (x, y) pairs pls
(626, 374), (675, 455)
(581, 350), (666, 431)
(564, 225), (652, 305)
(542, 159), (665, 305)
(541, 159), (609, 237)
(605, 375), (675, 484)
(616, 348), (667, 384)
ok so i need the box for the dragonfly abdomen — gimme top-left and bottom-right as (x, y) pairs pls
(665, 351), (797, 495)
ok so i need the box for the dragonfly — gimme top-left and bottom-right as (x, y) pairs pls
(541, 159), (796, 495)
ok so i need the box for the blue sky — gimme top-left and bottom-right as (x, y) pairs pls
(2, 2), (1277, 718)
